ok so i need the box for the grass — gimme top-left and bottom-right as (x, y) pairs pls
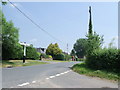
(1, 60), (48, 68)
(71, 63), (119, 81)
(43, 59), (72, 62)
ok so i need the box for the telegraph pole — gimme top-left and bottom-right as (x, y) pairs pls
(67, 43), (68, 55)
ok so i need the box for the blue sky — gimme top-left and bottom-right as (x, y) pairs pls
(2, 2), (118, 53)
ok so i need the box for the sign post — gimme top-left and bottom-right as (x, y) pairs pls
(19, 42), (30, 63)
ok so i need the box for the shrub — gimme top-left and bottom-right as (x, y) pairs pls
(64, 54), (71, 60)
(76, 58), (85, 61)
(86, 48), (119, 73)
(26, 46), (40, 60)
(53, 54), (65, 60)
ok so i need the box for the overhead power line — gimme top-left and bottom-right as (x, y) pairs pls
(7, 0), (64, 43)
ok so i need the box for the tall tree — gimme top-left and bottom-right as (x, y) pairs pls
(88, 6), (93, 36)
(86, 6), (103, 55)
(2, 14), (23, 60)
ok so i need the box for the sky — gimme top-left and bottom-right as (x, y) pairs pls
(2, 2), (118, 53)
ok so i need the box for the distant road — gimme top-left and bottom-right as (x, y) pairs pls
(2, 61), (117, 88)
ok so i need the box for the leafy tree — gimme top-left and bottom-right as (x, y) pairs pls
(73, 38), (87, 58)
(86, 6), (103, 55)
(2, 14), (23, 60)
(86, 32), (104, 55)
(46, 43), (62, 60)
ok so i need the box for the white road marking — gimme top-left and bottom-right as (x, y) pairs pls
(64, 71), (68, 73)
(60, 73), (64, 75)
(56, 74), (60, 76)
(46, 78), (50, 80)
(32, 81), (36, 83)
(16, 70), (72, 87)
(18, 82), (29, 87)
(50, 76), (55, 78)
(45, 70), (72, 80)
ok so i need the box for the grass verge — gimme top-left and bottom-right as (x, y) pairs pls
(71, 63), (119, 81)
(1, 60), (48, 68)
(43, 60), (72, 62)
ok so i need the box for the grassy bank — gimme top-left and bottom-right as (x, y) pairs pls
(72, 63), (119, 81)
(1, 60), (48, 68)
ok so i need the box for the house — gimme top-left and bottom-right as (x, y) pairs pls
(36, 48), (46, 54)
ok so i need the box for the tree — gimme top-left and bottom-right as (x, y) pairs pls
(2, 1), (7, 5)
(46, 43), (62, 60)
(70, 49), (76, 56)
(86, 32), (103, 55)
(86, 6), (103, 55)
(88, 6), (93, 36)
(73, 38), (87, 58)
(2, 14), (23, 60)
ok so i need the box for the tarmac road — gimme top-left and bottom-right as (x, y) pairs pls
(2, 61), (118, 88)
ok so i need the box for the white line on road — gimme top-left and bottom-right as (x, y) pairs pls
(46, 70), (72, 80)
(46, 78), (50, 80)
(64, 71), (69, 74)
(55, 74), (60, 76)
(18, 82), (29, 87)
(60, 73), (64, 75)
(32, 81), (36, 83)
(17, 70), (72, 87)
(50, 76), (55, 78)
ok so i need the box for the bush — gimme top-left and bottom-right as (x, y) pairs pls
(76, 58), (85, 61)
(86, 48), (119, 73)
(64, 54), (71, 60)
(26, 46), (40, 60)
(53, 54), (65, 60)
(41, 53), (52, 59)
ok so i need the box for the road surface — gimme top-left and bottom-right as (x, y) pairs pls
(2, 61), (118, 88)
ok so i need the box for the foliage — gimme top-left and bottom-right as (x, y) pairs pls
(70, 49), (76, 56)
(85, 48), (119, 73)
(53, 53), (65, 60)
(86, 6), (103, 56)
(41, 53), (52, 59)
(2, 14), (23, 60)
(73, 38), (88, 58)
(76, 58), (85, 61)
(86, 32), (104, 56)
(26, 45), (40, 60)
(46, 43), (62, 60)
(2, 1), (7, 5)
(72, 63), (119, 81)
(64, 54), (71, 60)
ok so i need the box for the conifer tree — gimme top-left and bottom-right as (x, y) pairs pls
(88, 6), (93, 36)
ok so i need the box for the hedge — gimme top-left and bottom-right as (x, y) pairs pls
(53, 54), (65, 60)
(86, 48), (120, 73)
